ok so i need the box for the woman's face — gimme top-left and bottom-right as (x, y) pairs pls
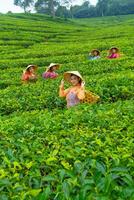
(70, 75), (80, 86)
(111, 48), (117, 53)
(29, 67), (34, 73)
(93, 51), (98, 56)
(52, 66), (57, 71)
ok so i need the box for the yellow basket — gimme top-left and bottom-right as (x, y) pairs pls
(81, 90), (100, 104)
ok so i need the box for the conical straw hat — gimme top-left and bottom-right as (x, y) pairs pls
(64, 71), (84, 83)
(46, 63), (60, 72)
(109, 47), (119, 52)
(25, 64), (38, 71)
(91, 49), (100, 55)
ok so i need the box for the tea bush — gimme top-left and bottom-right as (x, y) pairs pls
(0, 13), (134, 199)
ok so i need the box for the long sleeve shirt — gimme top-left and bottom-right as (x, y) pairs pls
(42, 71), (58, 79)
(108, 53), (120, 59)
(22, 72), (37, 82)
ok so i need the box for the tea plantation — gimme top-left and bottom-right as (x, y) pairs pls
(0, 13), (134, 199)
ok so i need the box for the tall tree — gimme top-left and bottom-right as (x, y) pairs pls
(60, 0), (77, 18)
(14, 0), (34, 12)
(107, 0), (134, 16)
(96, 0), (108, 16)
(55, 5), (70, 18)
(73, 1), (96, 18)
(34, 0), (47, 14)
(96, 0), (134, 16)
(35, 0), (60, 17)
(34, 0), (134, 18)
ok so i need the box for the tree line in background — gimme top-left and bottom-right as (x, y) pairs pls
(14, 0), (134, 18)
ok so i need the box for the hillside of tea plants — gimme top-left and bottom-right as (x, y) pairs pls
(0, 13), (134, 199)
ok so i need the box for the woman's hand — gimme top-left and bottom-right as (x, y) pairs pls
(81, 81), (85, 88)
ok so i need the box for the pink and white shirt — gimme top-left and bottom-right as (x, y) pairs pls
(42, 71), (58, 79)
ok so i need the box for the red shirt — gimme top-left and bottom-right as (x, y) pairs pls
(22, 71), (37, 81)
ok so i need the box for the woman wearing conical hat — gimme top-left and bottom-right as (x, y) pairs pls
(42, 63), (60, 79)
(59, 71), (85, 108)
(21, 64), (38, 83)
(88, 49), (101, 60)
(107, 47), (120, 59)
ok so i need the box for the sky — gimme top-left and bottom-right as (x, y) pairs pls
(0, 0), (98, 13)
